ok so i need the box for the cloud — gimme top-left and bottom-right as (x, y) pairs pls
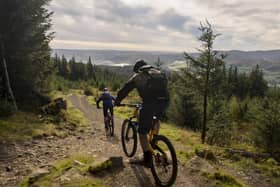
(48, 0), (280, 51)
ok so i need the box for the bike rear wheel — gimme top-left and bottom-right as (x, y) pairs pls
(108, 116), (114, 136)
(151, 135), (178, 187)
(121, 119), (137, 157)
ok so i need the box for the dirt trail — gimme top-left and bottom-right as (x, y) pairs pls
(0, 94), (197, 187)
(67, 94), (197, 187)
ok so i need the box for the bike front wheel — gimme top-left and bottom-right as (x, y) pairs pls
(151, 135), (178, 187)
(121, 119), (137, 157)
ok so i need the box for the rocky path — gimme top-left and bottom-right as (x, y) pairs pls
(0, 94), (197, 187)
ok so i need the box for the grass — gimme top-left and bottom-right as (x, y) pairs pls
(65, 107), (89, 128)
(18, 154), (103, 187)
(201, 171), (247, 187)
(114, 106), (135, 119)
(49, 90), (67, 100)
(88, 96), (96, 105)
(0, 90), (90, 141)
(0, 112), (64, 141)
(236, 157), (280, 177)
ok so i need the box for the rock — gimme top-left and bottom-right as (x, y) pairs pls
(88, 157), (124, 175)
(73, 160), (86, 166)
(6, 166), (12, 172)
(186, 156), (215, 173)
(28, 168), (50, 184)
(17, 154), (23, 158)
(58, 168), (82, 183)
(40, 98), (67, 115)
(195, 148), (218, 162)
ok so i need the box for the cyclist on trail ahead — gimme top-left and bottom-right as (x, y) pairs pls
(115, 59), (169, 168)
(96, 88), (115, 128)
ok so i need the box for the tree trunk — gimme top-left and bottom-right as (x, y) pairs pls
(201, 50), (211, 144)
(201, 71), (209, 144)
(1, 41), (18, 111)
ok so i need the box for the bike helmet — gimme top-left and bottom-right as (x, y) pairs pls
(103, 87), (108, 92)
(133, 59), (147, 73)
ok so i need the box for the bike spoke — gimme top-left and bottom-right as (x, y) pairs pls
(151, 135), (178, 186)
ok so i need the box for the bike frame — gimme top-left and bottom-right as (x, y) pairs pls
(121, 104), (159, 155)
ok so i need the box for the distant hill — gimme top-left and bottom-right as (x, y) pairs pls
(52, 49), (280, 85)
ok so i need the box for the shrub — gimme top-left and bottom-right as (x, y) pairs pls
(0, 100), (15, 117)
(250, 93), (280, 160)
(207, 99), (232, 146)
(167, 88), (201, 130)
(84, 87), (93, 96)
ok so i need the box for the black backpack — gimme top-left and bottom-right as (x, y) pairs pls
(144, 68), (168, 101)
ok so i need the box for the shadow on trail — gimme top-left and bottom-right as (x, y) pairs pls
(131, 164), (155, 187)
(106, 135), (120, 144)
(0, 143), (17, 161)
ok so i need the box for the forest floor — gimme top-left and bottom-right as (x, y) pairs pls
(0, 94), (279, 187)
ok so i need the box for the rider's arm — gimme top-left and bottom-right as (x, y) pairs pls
(111, 95), (116, 101)
(96, 95), (103, 108)
(116, 75), (136, 103)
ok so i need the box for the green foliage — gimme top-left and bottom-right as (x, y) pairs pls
(183, 21), (225, 143)
(229, 96), (242, 122)
(86, 56), (95, 80)
(207, 99), (232, 146)
(249, 91), (280, 159)
(65, 107), (89, 128)
(0, 0), (53, 105)
(168, 77), (201, 130)
(18, 154), (102, 187)
(201, 171), (246, 187)
(0, 100), (15, 117)
(248, 65), (268, 97)
(84, 86), (93, 96)
(0, 112), (64, 141)
(51, 55), (127, 93)
(236, 157), (280, 182)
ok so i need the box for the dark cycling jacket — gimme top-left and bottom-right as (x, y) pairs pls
(116, 65), (169, 104)
(96, 92), (115, 108)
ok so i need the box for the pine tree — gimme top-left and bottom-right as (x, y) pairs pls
(69, 56), (76, 80)
(58, 55), (68, 78)
(249, 65), (268, 97)
(86, 56), (95, 80)
(0, 0), (53, 105)
(184, 21), (225, 143)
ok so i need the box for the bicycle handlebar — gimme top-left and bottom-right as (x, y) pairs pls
(117, 103), (141, 108)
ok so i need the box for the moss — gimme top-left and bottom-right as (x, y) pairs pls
(61, 178), (103, 187)
(201, 171), (247, 187)
(65, 107), (89, 127)
(88, 160), (113, 174)
(177, 150), (194, 164)
(18, 154), (100, 187)
(266, 158), (278, 166)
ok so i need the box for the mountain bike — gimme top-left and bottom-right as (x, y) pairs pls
(104, 109), (114, 136)
(120, 103), (177, 187)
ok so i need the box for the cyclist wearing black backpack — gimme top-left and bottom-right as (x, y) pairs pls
(115, 59), (169, 168)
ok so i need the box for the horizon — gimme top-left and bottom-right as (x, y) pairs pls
(52, 48), (280, 53)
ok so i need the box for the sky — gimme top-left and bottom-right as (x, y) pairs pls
(48, 0), (280, 52)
